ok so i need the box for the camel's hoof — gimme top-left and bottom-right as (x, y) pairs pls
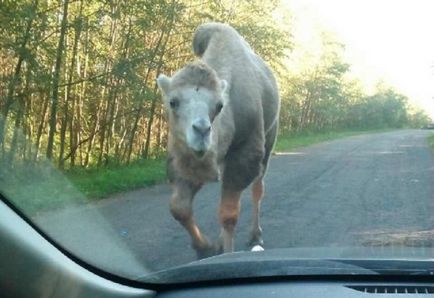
(195, 245), (217, 259)
(247, 232), (264, 248)
(214, 239), (224, 255)
(194, 239), (220, 259)
(251, 244), (264, 252)
(194, 239), (225, 259)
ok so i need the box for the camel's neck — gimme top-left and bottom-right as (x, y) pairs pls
(169, 137), (220, 183)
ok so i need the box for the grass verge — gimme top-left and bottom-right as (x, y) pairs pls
(1, 128), (395, 214)
(69, 129), (385, 200)
(274, 128), (391, 152)
(428, 133), (434, 151)
(66, 158), (166, 198)
(0, 158), (166, 215)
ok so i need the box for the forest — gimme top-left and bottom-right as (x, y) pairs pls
(1, 0), (431, 171)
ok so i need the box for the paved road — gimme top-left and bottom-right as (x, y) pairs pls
(34, 130), (434, 278)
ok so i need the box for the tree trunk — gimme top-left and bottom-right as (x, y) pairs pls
(0, 5), (36, 150)
(142, 84), (160, 159)
(59, 2), (82, 168)
(95, 2), (118, 166)
(127, 5), (176, 163)
(46, 0), (69, 159)
(156, 108), (163, 155)
(76, 18), (89, 166)
(97, 76), (113, 166)
(7, 96), (25, 165)
(34, 95), (50, 161)
(9, 67), (32, 163)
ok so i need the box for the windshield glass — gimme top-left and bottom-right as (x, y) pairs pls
(1, 0), (433, 284)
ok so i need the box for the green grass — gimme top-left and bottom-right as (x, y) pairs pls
(0, 158), (166, 215)
(274, 128), (391, 152)
(1, 128), (396, 214)
(70, 128), (382, 200)
(428, 134), (434, 151)
(66, 159), (166, 198)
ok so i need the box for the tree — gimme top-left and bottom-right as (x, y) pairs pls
(0, 0), (38, 152)
(46, 0), (69, 159)
(0, 0), (425, 171)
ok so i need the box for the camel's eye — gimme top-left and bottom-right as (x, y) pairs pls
(169, 98), (179, 109)
(216, 102), (224, 114)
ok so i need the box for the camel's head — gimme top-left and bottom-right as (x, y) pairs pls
(157, 62), (227, 158)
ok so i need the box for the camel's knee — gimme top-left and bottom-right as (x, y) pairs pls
(219, 198), (241, 232)
(220, 213), (238, 232)
(170, 198), (192, 223)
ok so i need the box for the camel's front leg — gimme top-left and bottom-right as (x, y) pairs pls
(249, 176), (264, 247)
(170, 181), (214, 258)
(219, 190), (242, 253)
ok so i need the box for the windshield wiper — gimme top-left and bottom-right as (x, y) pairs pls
(337, 259), (434, 276)
(139, 258), (377, 284)
(139, 256), (434, 284)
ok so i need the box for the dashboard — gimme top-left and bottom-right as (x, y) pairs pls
(1, 198), (432, 298)
(157, 282), (434, 297)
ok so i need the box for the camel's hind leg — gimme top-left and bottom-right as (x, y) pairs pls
(170, 180), (215, 258)
(248, 122), (278, 248)
(249, 176), (264, 247)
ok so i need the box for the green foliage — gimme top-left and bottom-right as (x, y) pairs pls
(0, 0), (431, 207)
(279, 32), (429, 134)
(407, 108), (432, 128)
(1, 127), (396, 215)
(274, 128), (392, 152)
(67, 158), (166, 198)
(428, 134), (434, 151)
(0, 158), (166, 214)
(0, 0), (295, 169)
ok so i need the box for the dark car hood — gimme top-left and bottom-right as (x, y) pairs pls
(138, 246), (434, 284)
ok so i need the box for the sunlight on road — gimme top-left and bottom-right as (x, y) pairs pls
(274, 152), (307, 156)
(375, 151), (405, 155)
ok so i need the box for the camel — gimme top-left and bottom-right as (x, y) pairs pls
(156, 22), (280, 258)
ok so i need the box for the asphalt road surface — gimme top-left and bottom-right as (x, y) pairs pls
(34, 130), (434, 278)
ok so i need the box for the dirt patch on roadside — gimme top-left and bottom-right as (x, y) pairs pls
(356, 229), (434, 247)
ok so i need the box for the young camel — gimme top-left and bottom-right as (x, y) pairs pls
(157, 23), (280, 258)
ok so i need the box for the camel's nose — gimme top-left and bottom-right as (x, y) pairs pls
(192, 119), (211, 137)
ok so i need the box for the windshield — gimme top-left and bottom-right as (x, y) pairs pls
(1, 0), (433, 284)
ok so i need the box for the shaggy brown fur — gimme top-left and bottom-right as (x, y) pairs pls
(171, 62), (221, 91)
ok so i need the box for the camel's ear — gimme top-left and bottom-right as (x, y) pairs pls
(220, 79), (228, 93)
(156, 74), (172, 96)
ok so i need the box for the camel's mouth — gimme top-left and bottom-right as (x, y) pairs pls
(190, 142), (211, 158)
(193, 149), (207, 158)
(187, 132), (211, 158)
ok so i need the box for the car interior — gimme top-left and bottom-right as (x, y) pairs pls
(1, 197), (433, 298)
